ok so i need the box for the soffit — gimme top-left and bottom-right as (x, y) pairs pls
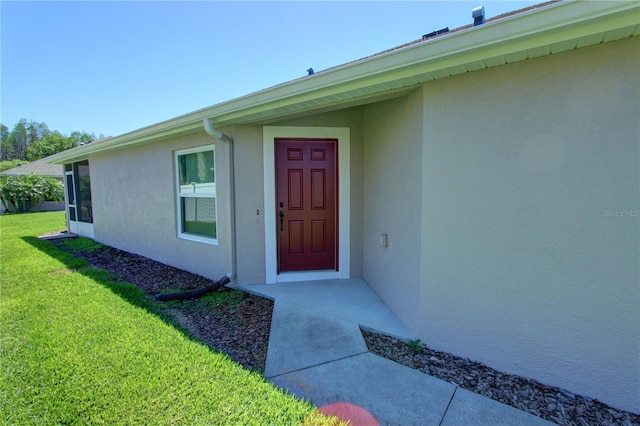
(207, 3), (638, 127)
(46, 0), (639, 164)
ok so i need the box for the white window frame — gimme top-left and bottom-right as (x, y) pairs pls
(175, 145), (218, 245)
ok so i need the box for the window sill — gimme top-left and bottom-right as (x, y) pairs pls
(178, 233), (219, 246)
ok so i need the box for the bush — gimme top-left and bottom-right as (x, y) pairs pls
(0, 160), (29, 172)
(0, 174), (64, 212)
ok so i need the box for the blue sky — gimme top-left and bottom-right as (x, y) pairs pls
(2, 1), (540, 138)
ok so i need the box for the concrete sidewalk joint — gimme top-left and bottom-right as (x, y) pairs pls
(244, 279), (554, 425)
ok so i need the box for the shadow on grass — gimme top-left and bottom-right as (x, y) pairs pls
(23, 236), (149, 307)
(20, 236), (339, 426)
(21, 236), (201, 345)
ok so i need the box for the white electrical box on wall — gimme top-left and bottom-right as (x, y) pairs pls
(380, 233), (389, 248)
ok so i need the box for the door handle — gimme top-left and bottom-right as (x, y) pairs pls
(279, 210), (285, 232)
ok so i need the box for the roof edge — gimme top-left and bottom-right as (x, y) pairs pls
(45, 0), (640, 164)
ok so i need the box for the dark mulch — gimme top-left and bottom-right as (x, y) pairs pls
(50, 240), (272, 374)
(51, 238), (639, 425)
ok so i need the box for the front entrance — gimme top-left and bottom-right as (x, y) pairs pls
(64, 160), (94, 238)
(275, 138), (338, 273)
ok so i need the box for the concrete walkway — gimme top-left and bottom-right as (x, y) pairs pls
(240, 279), (553, 425)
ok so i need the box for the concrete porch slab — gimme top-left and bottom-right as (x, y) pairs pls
(243, 277), (555, 425)
(264, 299), (368, 378)
(37, 230), (76, 240)
(240, 278), (413, 340)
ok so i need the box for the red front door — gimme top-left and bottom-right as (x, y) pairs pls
(275, 138), (338, 273)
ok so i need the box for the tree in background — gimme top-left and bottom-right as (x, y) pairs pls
(26, 132), (77, 161)
(69, 131), (95, 145)
(7, 119), (51, 160)
(0, 119), (97, 213)
(0, 125), (10, 160)
(0, 119), (97, 162)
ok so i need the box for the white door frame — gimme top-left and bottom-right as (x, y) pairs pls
(263, 126), (351, 284)
(65, 170), (78, 235)
(65, 163), (95, 239)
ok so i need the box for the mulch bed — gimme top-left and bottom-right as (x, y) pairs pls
(51, 238), (640, 426)
(50, 239), (272, 374)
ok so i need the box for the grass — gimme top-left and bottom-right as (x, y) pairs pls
(0, 211), (341, 425)
(407, 339), (426, 354)
(56, 236), (104, 253)
(164, 289), (244, 313)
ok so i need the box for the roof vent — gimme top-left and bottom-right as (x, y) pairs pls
(422, 27), (449, 40)
(472, 5), (485, 26)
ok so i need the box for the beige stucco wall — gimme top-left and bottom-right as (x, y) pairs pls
(232, 125), (267, 284)
(361, 90), (424, 333)
(89, 109), (366, 285)
(90, 126), (270, 285)
(417, 37), (639, 413)
(90, 131), (233, 280)
(83, 33), (637, 413)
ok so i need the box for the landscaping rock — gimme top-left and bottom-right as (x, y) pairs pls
(361, 329), (640, 426)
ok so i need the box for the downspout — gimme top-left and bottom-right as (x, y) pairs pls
(203, 118), (236, 280)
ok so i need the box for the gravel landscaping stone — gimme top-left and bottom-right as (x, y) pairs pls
(361, 331), (639, 426)
(52, 239), (639, 426)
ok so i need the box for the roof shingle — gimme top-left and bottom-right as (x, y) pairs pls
(1, 159), (63, 177)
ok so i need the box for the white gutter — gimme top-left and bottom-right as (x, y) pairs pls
(43, 0), (639, 166)
(203, 119), (233, 144)
(203, 118), (237, 281)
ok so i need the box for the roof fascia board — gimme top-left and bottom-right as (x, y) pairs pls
(47, 0), (638, 164)
(46, 121), (204, 163)
(186, 1), (639, 125)
(359, 6), (639, 83)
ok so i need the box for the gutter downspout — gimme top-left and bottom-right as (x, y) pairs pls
(203, 118), (236, 281)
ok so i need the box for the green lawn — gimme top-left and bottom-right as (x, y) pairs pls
(0, 211), (336, 425)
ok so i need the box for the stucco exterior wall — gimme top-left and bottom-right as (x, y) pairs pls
(78, 32), (637, 413)
(232, 125), (267, 284)
(361, 90), (424, 332)
(88, 108), (365, 286)
(90, 131), (233, 280)
(418, 37), (639, 413)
